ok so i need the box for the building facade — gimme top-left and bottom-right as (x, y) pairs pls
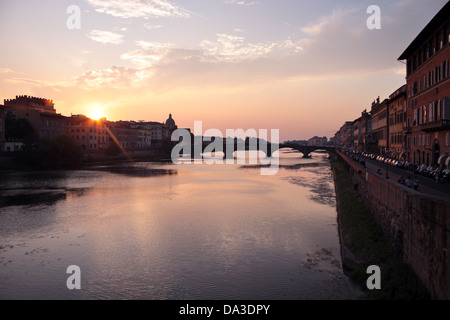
(388, 85), (407, 159)
(307, 136), (328, 146)
(3, 95), (180, 155)
(106, 121), (152, 152)
(141, 114), (178, 146)
(333, 121), (353, 150)
(67, 115), (109, 152)
(0, 105), (4, 151)
(399, 2), (450, 166)
(3, 95), (64, 144)
(353, 117), (361, 150)
(40, 113), (68, 139)
(371, 98), (389, 155)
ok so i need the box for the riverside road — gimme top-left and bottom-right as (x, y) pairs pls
(348, 155), (450, 199)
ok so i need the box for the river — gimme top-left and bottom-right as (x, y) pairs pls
(0, 150), (363, 299)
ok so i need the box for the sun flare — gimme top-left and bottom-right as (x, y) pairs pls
(86, 104), (106, 120)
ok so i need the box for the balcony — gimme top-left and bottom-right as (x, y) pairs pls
(420, 120), (450, 132)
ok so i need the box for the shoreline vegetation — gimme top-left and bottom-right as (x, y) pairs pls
(330, 153), (431, 300)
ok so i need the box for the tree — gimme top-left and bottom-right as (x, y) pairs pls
(105, 142), (122, 156)
(39, 135), (83, 169)
(5, 117), (38, 143)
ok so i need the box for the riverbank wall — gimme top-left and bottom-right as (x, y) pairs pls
(336, 150), (449, 300)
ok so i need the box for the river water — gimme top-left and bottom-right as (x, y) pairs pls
(0, 150), (363, 300)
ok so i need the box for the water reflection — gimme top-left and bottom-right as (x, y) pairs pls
(87, 164), (177, 178)
(0, 191), (67, 207)
(0, 150), (363, 300)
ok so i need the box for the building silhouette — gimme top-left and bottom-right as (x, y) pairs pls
(1, 95), (178, 155)
(398, 1), (450, 166)
(334, 2), (450, 168)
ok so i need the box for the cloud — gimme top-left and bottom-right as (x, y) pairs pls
(224, 0), (257, 6)
(199, 34), (303, 62)
(9, 2), (445, 95)
(301, 9), (355, 36)
(121, 41), (174, 68)
(86, 0), (189, 18)
(87, 30), (124, 44)
(144, 23), (163, 30)
(0, 67), (15, 74)
(74, 66), (149, 88)
(6, 66), (151, 90)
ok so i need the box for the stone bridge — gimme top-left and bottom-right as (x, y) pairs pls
(179, 136), (335, 159)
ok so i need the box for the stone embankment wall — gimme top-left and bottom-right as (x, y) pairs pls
(337, 151), (450, 300)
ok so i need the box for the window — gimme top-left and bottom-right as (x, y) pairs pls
(423, 105), (427, 123)
(444, 24), (449, 45)
(436, 31), (442, 51)
(444, 61), (448, 79)
(429, 103), (433, 122)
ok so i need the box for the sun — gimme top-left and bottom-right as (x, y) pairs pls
(86, 104), (106, 120)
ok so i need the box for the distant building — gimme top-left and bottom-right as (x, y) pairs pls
(40, 113), (68, 139)
(4, 95), (56, 114)
(353, 117), (361, 150)
(333, 121), (353, 150)
(2, 95), (181, 155)
(106, 120), (151, 152)
(398, 1), (450, 166)
(165, 113), (177, 131)
(360, 109), (372, 152)
(352, 109), (371, 152)
(284, 140), (308, 146)
(371, 98), (389, 155)
(388, 85), (407, 159)
(140, 114), (178, 146)
(67, 115), (109, 153)
(307, 136), (328, 146)
(0, 105), (5, 151)
(3, 95), (65, 144)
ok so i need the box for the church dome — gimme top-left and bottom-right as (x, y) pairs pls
(165, 113), (176, 129)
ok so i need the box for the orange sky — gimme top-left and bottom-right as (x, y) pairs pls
(0, 0), (447, 141)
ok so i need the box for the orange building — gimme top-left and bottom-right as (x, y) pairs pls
(398, 2), (450, 166)
(388, 85), (407, 159)
(67, 115), (109, 153)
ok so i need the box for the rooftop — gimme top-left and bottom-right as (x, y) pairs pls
(398, 1), (450, 60)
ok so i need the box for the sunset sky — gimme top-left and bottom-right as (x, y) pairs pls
(0, 0), (448, 141)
